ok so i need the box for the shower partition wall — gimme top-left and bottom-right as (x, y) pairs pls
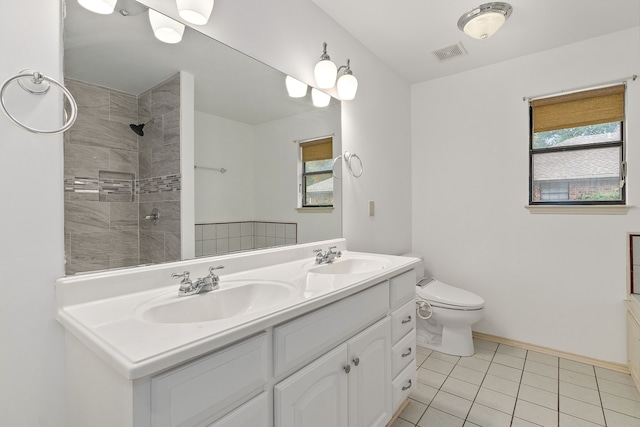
(63, 74), (182, 275)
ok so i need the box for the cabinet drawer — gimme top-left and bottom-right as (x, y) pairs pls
(389, 269), (416, 310)
(274, 282), (389, 378)
(151, 333), (268, 427)
(392, 328), (416, 378)
(391, 299), (415, 343)
(207, 392), (268, 427)
(392, 362), (416, 412)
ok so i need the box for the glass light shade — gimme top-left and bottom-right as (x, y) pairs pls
(177, 0), (214, 25)
(311, 88), (331, 108)
(463, 12), (506, 39)
(336, 74), (358, 101)
(149, 9), (185, 44)
(285, 76), (308, 98)
(314, 60), (338, 89)
(77, 0), (116, 14)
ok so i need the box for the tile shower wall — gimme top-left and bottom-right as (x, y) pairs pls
(64, 79), (139, 274)
(64, 75), (182, 274)
(138, 74), (182, 265)
(195, 221), (297, 257)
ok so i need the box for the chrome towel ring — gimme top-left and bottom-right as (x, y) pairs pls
(0, 70), (78, 135)
(344, 151), (363, 178)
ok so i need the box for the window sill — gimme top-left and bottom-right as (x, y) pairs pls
(525, 205), (631, 215)
(296, 207), (334, 213)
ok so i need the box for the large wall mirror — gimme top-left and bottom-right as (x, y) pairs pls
(63, 0), (342, 275)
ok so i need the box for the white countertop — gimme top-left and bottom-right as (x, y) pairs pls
(56, 239), (420, 379)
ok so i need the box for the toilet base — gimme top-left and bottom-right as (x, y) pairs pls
(416, 323), (475, 357)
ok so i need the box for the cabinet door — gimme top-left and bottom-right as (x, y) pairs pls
(274, 345), (349, 427)
(347, 318), (392, 427)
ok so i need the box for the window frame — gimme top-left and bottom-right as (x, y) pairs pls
(528, 86), (626, 206)
(298, 137), (334, 208)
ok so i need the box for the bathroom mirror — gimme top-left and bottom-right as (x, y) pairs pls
(63, 0), (342, 275)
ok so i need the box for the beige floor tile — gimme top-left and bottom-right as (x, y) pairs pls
(430, 390), (473, 420)
(598, 378), (640, 402)
(595, 367), (636, 387)
(473, 347), (496, 361)
(422, 356), (455, 376)
(524, 359), (559, 380)
(391, 417), (415, 427)
(493, 352), (526, 370)
(466, 402), (512, 427)
(514, 399), (559, 427)
(521, 371), (558, 393)
(417, 367), (447, 388)
(409, 382), (438, 405)
(603, 408), (640, 427)
(559, 413), (603, 426)
(474, 387), (516, 415)
(473, 338), (499, 352)
(430, 351), (461, 365)
(441, 376), (480, 401)
(457, 356), (491, 373)
(518, 384), (558, 410)
(399, 398), (427, 424)
(450, 365), (487, 386)
(559, 381), (601, 406)
(527, 351), (559, 367)
(497, 344), (527, 359)
(559, 368), (598, 390)
(481, 374), (520, 397)
(511, 417), (542, 427)
(487, 362), (523, 383)
(600, 392), (640, 418)
(417, 407), (465, 427)
(559, 358), (595, 376)
(559, 395), (605, 425)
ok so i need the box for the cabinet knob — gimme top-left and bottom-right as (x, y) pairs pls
(401, 347), (412, 358)
(353, 357), (360, 366)
(344, 364), (351, 373)
(402, 379), (412, 391)
(401, 315), (412, 324)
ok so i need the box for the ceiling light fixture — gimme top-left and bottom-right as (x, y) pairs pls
(149, 9), (185, 44)
(285, 76), (308, 98)
(311, 88), (331, 108)
(457, 2), (512, 40)
(176, 0), (214, 25)
(77, 0), (117, 14)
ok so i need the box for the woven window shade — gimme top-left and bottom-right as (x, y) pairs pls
(301, 137), (333, 162)
(531, 85), (624, 133)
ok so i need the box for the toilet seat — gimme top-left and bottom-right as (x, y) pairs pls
(416, 278), (484, 310)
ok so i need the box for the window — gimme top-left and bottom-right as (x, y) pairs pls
(300, 137), (333, 207)
(529, 85), (625, 205)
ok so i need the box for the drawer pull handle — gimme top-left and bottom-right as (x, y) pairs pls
(402, 379), (412, 391)
(401, 347), (412, 358)
(344, 364), (351, 374)
(353, 357), (360, 366)
(401, 315), (412, 324)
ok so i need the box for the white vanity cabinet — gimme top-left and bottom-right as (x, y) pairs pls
(627, 299), (640, 392)
(274, 318), (391, 427)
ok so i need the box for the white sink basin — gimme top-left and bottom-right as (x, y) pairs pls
(308, 256), (391, 275)
(137, 280), (296, 324)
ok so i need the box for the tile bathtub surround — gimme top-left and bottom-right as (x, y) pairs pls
(195, 221), (297, 257)
(392, 339), (640, 427)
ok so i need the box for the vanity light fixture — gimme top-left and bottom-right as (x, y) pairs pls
(314, 42), (338, 89)
(457, 2), (512, 40)
(336, 59), (358, 101)
(285, 76), (308, 98)
(77, 0), (117, 14)
(149, 9), (185, 44)
(313, 42), (359, 100)
(176, 0), (214, 25)
(311, 88), (331, 108)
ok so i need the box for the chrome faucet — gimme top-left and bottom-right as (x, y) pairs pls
(314, 246), (342, 264)
(171, 266), (224, 297)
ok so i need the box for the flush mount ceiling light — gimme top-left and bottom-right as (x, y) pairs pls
(457, 2), (512, 40)
(176, 0), (214, 25)
(77, 0), (117, 14)
(285, 76), (308, 98)
(149, 9), (185, 44)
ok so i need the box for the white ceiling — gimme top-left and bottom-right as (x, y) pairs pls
(311, 0), (640, 84)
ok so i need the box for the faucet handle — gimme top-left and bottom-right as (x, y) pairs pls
(208, 265), (224, 275)
(171, 271), (191, 283)
(313, 249), (324, 254)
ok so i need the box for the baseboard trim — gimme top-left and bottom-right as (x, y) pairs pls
(386, 399), (410, 427)
(472, 331), (630, 374)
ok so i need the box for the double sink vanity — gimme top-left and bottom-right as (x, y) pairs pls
(56, 238), (421, 427)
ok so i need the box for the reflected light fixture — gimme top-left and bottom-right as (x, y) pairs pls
(77, 0), (117, 14)
(314, 42), (338, 89)
(149, 9), (185, 44)
(457, 2), (512, 40)
(285, 76), (308, 98)
(176, 0), (214, 25)
(336, 59), (358, 101)
(311, 88), (331, 108)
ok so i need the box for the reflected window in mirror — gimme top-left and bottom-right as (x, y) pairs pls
(300, 137), (334, 207)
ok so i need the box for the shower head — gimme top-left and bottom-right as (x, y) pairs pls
(129, 118), (154, 137)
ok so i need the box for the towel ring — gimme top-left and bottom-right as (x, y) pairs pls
(344, 151), (363, 178)
(332, 155), (342, 179)
(0, 70), (78, 135)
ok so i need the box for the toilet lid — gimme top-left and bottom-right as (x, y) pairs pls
(416, 279), (484, 309)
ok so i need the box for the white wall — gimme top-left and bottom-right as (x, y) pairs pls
(195, 111), (256, 223)
(0, 2), (67, 426)
(411, 28), (640, 364)
(141, 0), (414, 255)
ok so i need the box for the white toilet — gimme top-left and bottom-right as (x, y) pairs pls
(405, 254), (485, 356)
(415, 277), (485, 356)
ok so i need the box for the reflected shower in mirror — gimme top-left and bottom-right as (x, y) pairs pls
(63, 0), (342, 275)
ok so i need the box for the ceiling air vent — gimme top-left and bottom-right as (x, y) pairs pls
(432, 42), (467, 62)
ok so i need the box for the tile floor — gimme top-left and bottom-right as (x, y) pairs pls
(392, 339), (640, 427)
